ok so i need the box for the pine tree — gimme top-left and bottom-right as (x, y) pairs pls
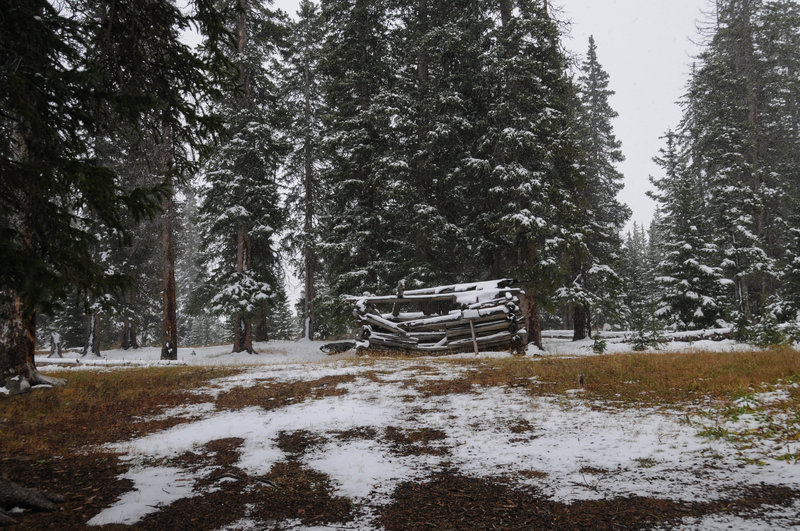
(620, 223), (651, 329)
(753, 0), (800, 320)
(198, 0), (289, 354)
(85, 0), (234, 360)
(561, 36), (630, 339)
(317, 0), (406, 308)
(467, 0), (582, 347)
(175, 185), (204, 346)
(282, 0), (325, 340)
(391, 0), (490, 285)
(687, 0), (775, 324)
(649, 131), (726, 330)
(1, 1), (166, 385)
(664, 0), (800, 332)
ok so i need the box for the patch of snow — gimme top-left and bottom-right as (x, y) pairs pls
(305, 439), (425, 501)
(662, 498), (800, 530)
(87, 466), (197, 526)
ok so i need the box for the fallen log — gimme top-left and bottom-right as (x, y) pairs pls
(445, 319), (518, 340)
(399, 304), (513, 331)
(406, 330), (448, 342)
(402, 279), (515, 296)
(348, 293), (458, 305)
(359, 313), (410, 337)
(0, 478), (64, 525)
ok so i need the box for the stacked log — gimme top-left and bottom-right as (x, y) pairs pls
(349, 279), (527, 354)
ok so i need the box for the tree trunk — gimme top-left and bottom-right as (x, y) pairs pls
(233, 226), (255, 354)
(1, 123), (64, 390)
(120, 288), (139, 349)
(303, 39), (316, 341)
(0, 297), (65, 393)
(522, 284), (543, 349)
(229, 2), (256, 355)
(1, 297), (36, 385)
(573, 304), (588, 341)
(160, 122), (178, 361)
(83, 309), (101, 357)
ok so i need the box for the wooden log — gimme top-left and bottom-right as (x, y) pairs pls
(359, 313), (410, 337)
(445, 319), (517, 340)
(400, 309), (517, 331)
(380, 312), (428, 322)
(461, 304), (512, 320)
(366, 335), (419, 350)
(406, 331), (447, 342)
(448, 331), (513, 348)
(398, 311), (464, 330)
(347, 293), (458, 305)
(403, 278), (515, 296)
(368, 331), (419, 345)
(466, 296), (519, 310)
(469, 319), (479, 355)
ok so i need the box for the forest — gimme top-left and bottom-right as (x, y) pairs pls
(2, 0), (800, 383)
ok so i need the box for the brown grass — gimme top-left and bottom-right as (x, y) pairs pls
(410, 347), (800, 406)
(214, 374), (355, 410)
(0, 366), (240, 456)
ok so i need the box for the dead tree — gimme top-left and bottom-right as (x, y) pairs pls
(0, 478), (64, 525)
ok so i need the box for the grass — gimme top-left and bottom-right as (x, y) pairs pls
(403, 347), (800, 406)
(3, 347), (798, 460)
(0, 366), (240, 456)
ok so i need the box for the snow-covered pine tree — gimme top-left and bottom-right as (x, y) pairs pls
(562, 36), (630, 339)
(199, 0), (289, 354)
(649, 130), (725, 330)
(87, 0), (234, 360)
(281, 0), (325, 340)
(466, 0), (581, 347)
(317, 0), (407, 303)
(389, 0), (489, 285)
(685, 0), (776, 326)
(619, 223), (653, 329)
(1, 0), (176, 385)
(175, 184), (205, 346)
(753, 0), (800, 321)
(260, 284), (300, 341)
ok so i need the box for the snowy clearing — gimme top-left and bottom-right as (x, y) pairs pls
(2, 337), (796, 528)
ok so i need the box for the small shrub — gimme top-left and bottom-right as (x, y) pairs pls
(752, 314), (786, 347)
(630, 328), (666, 351)
(591, 335), (607, 354)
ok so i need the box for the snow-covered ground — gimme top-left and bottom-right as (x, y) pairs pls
(33, 330), (760, 370)
(23, 336), (798, 528)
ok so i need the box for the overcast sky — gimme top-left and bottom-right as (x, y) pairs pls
(272, 0), (712, 232)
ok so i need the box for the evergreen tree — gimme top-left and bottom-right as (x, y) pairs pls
(392, 0), (489, 285)
(619, 223), (652, 329)
(649, 131), (725, 330)
(175, 185), (204, 346)
(469, 0), (581, 347)
(282, 0), (325, 340)
(561, 35), (630, 339)
(688, 0), (775, 323)
(198, 0), (289, 354)
(1, 0), (166, 384)
(661, 0), (800, 331)
(317, 0), (407, 326)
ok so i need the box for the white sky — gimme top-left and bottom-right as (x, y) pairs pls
(557, 0), (710, 231)
(273, 0), (711, 232)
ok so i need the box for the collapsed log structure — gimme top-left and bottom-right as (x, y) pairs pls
(348, 279), (527, 354)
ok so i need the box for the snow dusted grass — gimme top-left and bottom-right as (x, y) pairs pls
(0, 366), (239, 455)
(3, 341), (800, 528)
